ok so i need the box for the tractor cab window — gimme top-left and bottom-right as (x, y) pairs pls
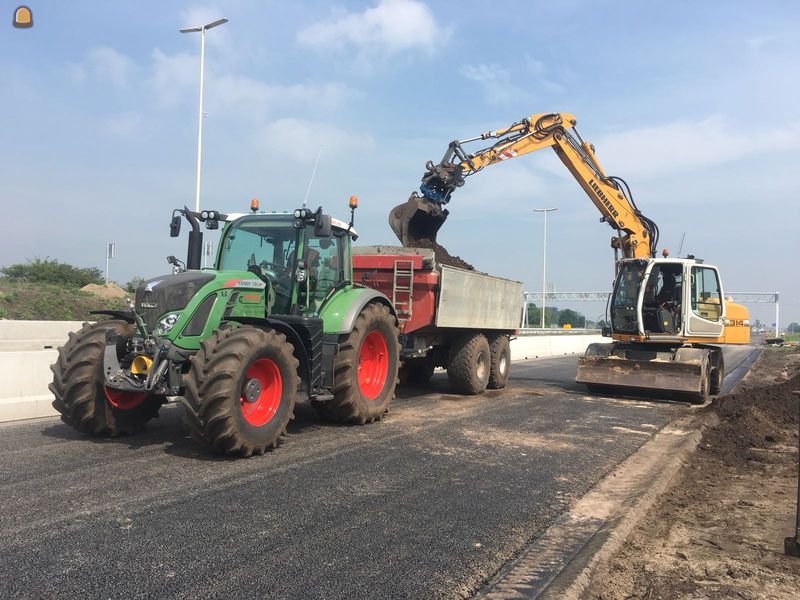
(218, 217), (298, 313)
(299, 226), (346, 310)
(610, 260), (647, 334)
(692, 267), (722, 321)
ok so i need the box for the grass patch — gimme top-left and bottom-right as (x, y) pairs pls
(0, 280), (127, 321)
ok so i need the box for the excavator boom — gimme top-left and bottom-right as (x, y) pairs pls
(389, 113), (658, 259)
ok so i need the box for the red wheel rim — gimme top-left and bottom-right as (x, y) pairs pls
(358, 331), (389, 400)
(104, 387), (147, 410)
(241, 358), (283, 427)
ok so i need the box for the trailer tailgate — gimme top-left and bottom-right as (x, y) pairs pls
(436, 265), (523, 330)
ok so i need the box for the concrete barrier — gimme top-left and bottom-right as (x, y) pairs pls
(510, 333), (604, 361)
(0, 319), (604, 424)
(0, 320), (85, 351)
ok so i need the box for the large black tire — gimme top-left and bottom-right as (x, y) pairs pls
(399, 358), (435, 386)
(487, 334), (511, 389)
(49, 320), (164, 436)
(182, 326), (300, 457)
(314, 302), (399, 425)
(709, 352), (724, 395)
(447, 333), (491, 395)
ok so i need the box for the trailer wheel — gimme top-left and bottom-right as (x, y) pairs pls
(399, 358), (435, 386)
(182, 326), (299, 457)
(447, 333), (491, 395)
(49, 320), (164, 437)
(314, 302), (399, 425)
(487, 334), (511, 389)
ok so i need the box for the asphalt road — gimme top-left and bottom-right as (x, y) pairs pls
(0, 346), (757, 599)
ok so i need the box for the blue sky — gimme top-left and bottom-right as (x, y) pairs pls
(1, 0), (799, 325)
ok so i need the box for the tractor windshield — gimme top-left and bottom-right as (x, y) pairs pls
(610, 260), (647, 334)
(218, 216), (298, 313)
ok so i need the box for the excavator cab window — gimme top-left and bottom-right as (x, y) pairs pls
(642, 264), (683, 334)
(691, 266), (722, 321)
(610, 260), (647, 334)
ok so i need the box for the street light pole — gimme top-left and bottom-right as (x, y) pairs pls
(180, 18), (228, 213)
(533, 208), (558, 328)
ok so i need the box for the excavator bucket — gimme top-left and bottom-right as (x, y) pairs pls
(388, 193), (449, 247)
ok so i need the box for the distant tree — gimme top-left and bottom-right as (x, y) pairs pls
(788, 322), (800, 334)
(1, 257), (103, 287)
(558, 309), (586, 328)
(597, 319), (610, 328)
(126, 276), (146, 293)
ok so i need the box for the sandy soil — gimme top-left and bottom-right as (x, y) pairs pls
(80, 283), (128, 299)
(586, 347), (800, 599)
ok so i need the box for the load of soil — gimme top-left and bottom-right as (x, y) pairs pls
(587, 348), (800, 599)
(410, 239), (475, 271)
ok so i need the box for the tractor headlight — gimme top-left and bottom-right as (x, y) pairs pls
(157, 313), (181, 334)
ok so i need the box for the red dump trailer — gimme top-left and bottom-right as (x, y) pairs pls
(352, 246), (523, 394)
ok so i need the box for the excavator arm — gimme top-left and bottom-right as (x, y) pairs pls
(389, 112), (658, 260)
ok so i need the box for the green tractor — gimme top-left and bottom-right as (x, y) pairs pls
(50, 199), (400, 457)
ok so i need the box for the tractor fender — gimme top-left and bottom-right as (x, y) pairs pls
(225, 316), (311, 386)
(319, 287), (397, 334)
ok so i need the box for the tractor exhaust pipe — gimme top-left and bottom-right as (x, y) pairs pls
(183, 207), (203, 270)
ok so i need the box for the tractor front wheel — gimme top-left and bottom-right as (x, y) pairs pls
(182, 326), (300, 457)
(49, 320), (164, 436)
(314, 302), (399, 424)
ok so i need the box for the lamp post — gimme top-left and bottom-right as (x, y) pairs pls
(533, 208), (558, 328)
(180, 18), (228, 213)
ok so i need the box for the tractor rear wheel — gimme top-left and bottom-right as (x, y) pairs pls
(487, 334), (510, 389)
(447, 333), (491, 395)
(50, 320), (164, 436)
(314, 302), (399, 424)
(182, 326), (299, 457)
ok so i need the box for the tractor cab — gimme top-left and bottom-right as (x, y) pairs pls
(215, 207), (357, 316)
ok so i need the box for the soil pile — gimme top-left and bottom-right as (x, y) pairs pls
(410, 239), (475, 271)
(586, 348), (800, 599)
(80, 283), (128, 299)
(705, 372), (800, 465)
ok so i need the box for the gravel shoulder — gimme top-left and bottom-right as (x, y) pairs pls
(585, 347), (800, 599)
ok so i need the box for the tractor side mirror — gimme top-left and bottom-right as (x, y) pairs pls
(170, 215), (182, 237)
(314, 213), (332, 237)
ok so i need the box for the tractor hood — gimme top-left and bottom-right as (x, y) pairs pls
(135, 271), (215, 333)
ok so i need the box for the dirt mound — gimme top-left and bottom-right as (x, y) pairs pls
(703, 372), (799, 466)
(409, 239), (475, 271)
(80, 283), (128, 299)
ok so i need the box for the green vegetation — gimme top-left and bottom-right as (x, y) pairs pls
(0, 258), (128, 321)
(2, 257), (103, 287)
(525, 303), (589, 328)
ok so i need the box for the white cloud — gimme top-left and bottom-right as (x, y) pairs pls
(149, 49), (355, 117)
(460, 63), (524, 105)
(595, 116), (800, 179)
(255, 118), (375, 163)
(101, 111), (144, 137)
(297, 0), (448, 57)
(525, 56), (566, 94)
(87, 47), (135, 88)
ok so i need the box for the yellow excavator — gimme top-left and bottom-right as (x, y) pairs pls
(389, 112), (750, 402)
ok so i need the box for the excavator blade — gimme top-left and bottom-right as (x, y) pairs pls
(576, 356), (703, 395)
(388, 194), (448, 247)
